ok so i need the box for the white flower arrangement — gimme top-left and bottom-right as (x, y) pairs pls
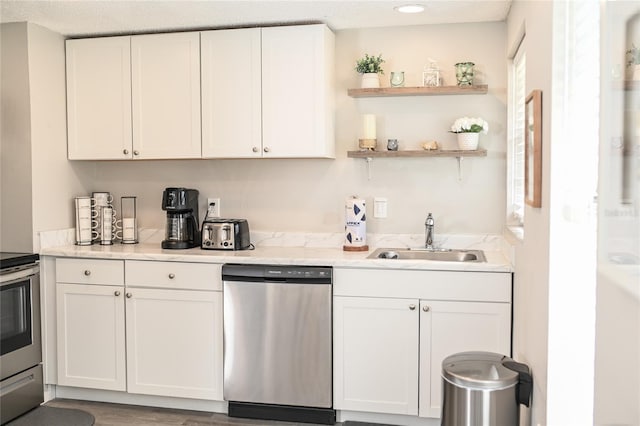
(450, 117), (489, 134)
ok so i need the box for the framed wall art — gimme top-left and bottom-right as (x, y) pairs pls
(525, 90), (542, 208)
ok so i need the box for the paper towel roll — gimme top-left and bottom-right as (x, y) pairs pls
(344, 197), (368, 251)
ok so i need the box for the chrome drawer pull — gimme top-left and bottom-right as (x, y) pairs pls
(168, 273), (175, 279)
(84, 270), (91, 276)
(114, 291), (121, 296)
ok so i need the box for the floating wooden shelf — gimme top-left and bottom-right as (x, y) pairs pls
(347, 85), (488, 98)
(347, 149), (487, 158)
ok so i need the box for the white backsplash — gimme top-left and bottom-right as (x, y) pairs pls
(39, 228), (505, 252)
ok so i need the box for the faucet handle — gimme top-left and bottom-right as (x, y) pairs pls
(426, 212), (434, 225)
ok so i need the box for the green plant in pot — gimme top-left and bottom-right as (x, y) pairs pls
(355, 54), (385, 88)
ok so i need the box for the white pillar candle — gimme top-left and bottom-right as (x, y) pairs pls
(362, 114), (376, 139)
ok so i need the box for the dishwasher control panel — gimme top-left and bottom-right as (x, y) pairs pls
(222, 264), (332, 284)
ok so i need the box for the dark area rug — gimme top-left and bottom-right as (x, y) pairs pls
(6, 406), (95, 426)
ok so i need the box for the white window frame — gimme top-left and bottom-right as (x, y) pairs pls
(507, 36), (526, 232)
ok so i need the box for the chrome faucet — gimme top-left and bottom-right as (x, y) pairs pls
(425, 213), (435, 250)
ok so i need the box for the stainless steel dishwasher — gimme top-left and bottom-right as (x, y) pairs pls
(222, 263), (335, 424)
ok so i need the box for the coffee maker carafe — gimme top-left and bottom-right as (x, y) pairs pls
(161, 188), (200, 249)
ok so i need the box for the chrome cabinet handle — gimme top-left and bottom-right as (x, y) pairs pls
(114, 291), (121, 296)
(409, 304), (416, 310)
(263, 147), (270, 153)
(123, 149), (129, 155)
(252, 147), (259, 153)
(168, 273), (175, 279)
(126, 293), (132, 298)
(133, 150), (140, 156)
(423, 305), (430, 312)
(84, 270), (91, 276)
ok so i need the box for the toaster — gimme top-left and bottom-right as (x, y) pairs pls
(201, 219), (251, 250)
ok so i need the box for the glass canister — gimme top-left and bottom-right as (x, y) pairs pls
(423, 60), (441, 87)
(455, 62), (475, 86)
(120, 196), (138, 244)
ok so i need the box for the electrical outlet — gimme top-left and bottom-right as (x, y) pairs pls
(206, 198), (221, 218)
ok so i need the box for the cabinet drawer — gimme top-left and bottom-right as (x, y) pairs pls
(56, 258), (124, 285)
(126, 260), (221, 291)
(334, 268), (511, 302)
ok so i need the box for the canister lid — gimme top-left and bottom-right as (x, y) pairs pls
(442, 351), (519, 390)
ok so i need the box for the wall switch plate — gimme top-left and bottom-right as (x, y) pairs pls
(373, 197), (388, 218)
(206, 198), (221, 218)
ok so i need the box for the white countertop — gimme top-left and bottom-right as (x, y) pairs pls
(41, 242), (512, 273)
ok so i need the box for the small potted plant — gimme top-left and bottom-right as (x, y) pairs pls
(355, 54), (385, 88)
(626, 44), (640, 80)
(450, 116), (489, 150)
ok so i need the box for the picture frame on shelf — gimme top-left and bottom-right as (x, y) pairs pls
(525, 90), (543, 208)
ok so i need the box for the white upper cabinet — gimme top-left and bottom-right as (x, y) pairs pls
(66, 36), (132, 160)
(202, 24), (335, 158)
(131, 32), (201, 159)
(261, 25), (335, 158)
(201, 28), (262, 158)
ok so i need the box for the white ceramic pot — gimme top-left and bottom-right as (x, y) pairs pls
(457, 132), (480, 150)
(361, 73), (380, 89)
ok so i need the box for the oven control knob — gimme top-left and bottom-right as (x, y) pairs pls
(223, 241), (229, 247)
(84, 270), (91, 276)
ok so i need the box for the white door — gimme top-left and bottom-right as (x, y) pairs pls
(56, 283), (126, 391)
(261, 25), (334, 158)
(201, 28), (262, 158)
(131, 32), (201, 159)
(66, 36), (132, 160)
(333, 296), (419, 415)
(125, 288), (223, 400)
(419, 300), (511, 418)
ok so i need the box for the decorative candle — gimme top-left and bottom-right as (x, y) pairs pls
(362, 114), (376, 139)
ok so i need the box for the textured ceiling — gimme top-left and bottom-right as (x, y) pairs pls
(0, 0), (512, 37)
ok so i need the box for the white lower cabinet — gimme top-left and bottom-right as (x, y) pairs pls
(333, 268), (512, 419)
(333, 296), (419, 415)
(56, 283), (126, 391)
(418, 300), (511, 418)
(125, 287), (223, 400)
(55, 258), (223, 400)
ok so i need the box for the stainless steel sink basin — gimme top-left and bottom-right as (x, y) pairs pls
(367, 248), (487, 263)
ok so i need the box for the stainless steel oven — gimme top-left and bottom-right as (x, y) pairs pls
(0, 253), (43, 424)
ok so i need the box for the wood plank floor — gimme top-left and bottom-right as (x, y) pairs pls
(46, 399), (344, 426)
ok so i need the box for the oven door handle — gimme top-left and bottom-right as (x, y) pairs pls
(0, 373), (37, 397)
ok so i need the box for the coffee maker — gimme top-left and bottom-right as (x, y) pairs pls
(161, 187), (200, 249)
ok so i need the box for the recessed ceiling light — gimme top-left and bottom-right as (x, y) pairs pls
(395, 4), (425, 14)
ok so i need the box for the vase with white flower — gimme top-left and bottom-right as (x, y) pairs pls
(450, 117), (489, 150)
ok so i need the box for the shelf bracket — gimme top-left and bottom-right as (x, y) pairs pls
(456, 156), (463, 181)
(366, 157), (373, 180)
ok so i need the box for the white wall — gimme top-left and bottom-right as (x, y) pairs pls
(26, 23), (92, 250)
(506, 1), (554, 425)
(0, 22), (92, 252)
(1, 23), (34, 252)
(86, 22), (507, 237)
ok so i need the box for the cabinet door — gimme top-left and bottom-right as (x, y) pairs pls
(201, 28), (262, 158)
(56, 283), (126, 391)
(66, 36), (132, 160)
(125, 288), (223, 400)
(131, 32), (201, 159)
(262, 25), (335, 158)
(334, 296), (419, 415)
(419, 300), (511, 418)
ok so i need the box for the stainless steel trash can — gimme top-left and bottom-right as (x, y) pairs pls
(441, 351), (532, 426)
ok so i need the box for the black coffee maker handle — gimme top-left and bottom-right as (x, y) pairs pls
(503, 360), (533, 407)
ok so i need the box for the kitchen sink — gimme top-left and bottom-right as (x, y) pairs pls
(367, 248), (487, 263)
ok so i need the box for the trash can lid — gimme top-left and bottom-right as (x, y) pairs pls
(442, 351), (519, 390)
